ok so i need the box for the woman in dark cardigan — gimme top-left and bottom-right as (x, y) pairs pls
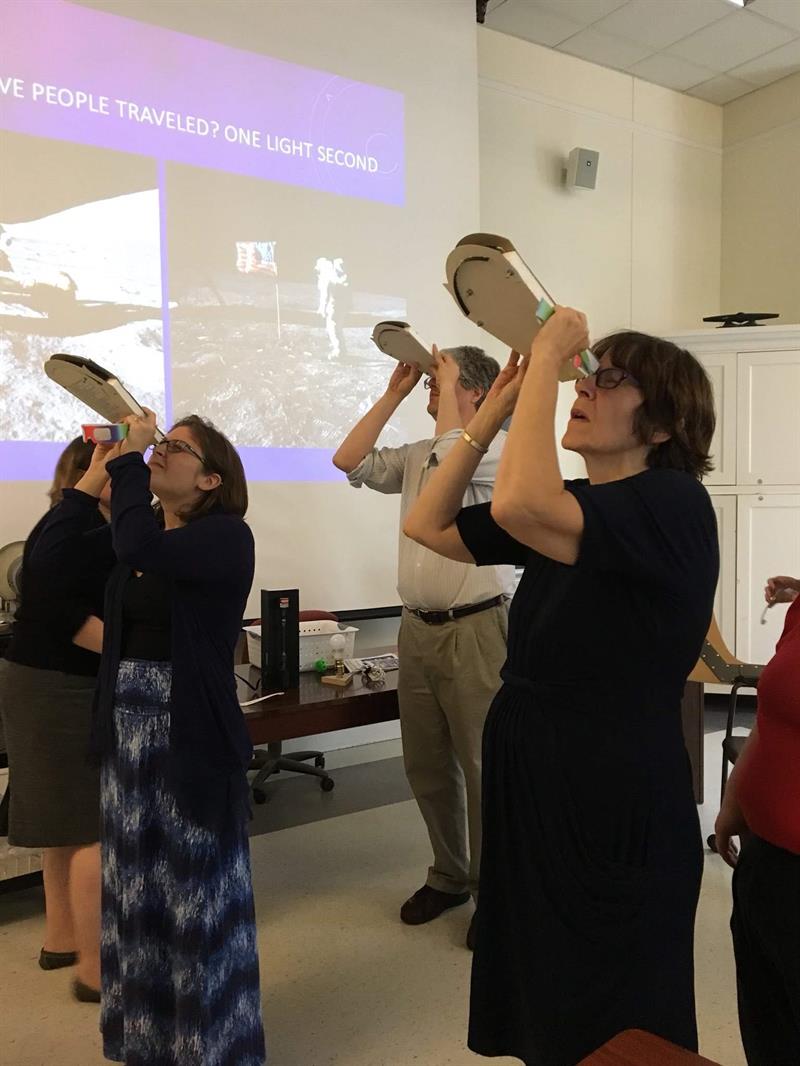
(0, 437), (110, 998)
(32, 411), (265, 1066)
(404, 309), (719, 1066)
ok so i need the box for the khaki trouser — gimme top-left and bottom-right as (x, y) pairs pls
(397, 602), (508, 898)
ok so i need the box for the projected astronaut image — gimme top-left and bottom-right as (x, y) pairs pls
(167, 165), (406, 449)
(0, 132), (165, 440)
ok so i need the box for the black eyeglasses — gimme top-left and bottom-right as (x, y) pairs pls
(424, 376), (467, 391)
(151, 439), (207, 465)
(587, 366), (639, 390)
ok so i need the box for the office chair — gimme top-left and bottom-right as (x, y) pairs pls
(688, 615), (763, 853)
(246, 610), (336, 803)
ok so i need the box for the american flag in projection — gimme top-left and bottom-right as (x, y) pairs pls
(236, 241), (277, 276)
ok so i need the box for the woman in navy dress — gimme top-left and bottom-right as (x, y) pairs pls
(404, 309), (719, 1066)
(33, 411), (265, 1066)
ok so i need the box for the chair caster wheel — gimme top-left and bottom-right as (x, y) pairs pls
(253, 788), (268, 805)
(707, 833), (717, 853)
(320, 777), (335, 792)
(315, 756), (325, 769)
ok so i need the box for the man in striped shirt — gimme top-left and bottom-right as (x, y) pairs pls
(334, 346), (513, 950)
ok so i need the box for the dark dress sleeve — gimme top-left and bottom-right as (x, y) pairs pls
(28, 489), (113, 569)
(18, 517), (100, 643)
(108, 451), (254, 582)
(456, 503), (529, 567)
(566, 469), (718, 587)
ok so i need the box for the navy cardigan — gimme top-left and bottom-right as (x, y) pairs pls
(7, 505), (109, 676)
(31, 451), (256, 828)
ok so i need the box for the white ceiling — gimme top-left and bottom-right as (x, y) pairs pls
(484, 0), (800, 104)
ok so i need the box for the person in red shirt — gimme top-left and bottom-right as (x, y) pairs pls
(715, 574), (800, 1066)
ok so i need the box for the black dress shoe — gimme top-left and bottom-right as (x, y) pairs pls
(466, 912), (476, 951)
(72, 978), (101, 1003)
(39, 948), (78, 971)
(400, 885), (471, 925)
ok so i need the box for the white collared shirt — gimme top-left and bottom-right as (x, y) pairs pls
(347, 428), (515, 611)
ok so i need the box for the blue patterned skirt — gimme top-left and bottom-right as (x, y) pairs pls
(100, 660), (266, 1066)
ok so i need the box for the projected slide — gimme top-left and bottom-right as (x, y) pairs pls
(0, 0), (406, 480)
(0, 133), (165, 446)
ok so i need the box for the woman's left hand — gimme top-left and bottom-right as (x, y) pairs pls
(431, 345), (461, 392)
(121, 408), (158, 454)
(74, 440), (122, 497)
(532, 306), (590, 368)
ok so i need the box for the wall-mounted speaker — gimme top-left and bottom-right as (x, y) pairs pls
(566, 147), (599, 190)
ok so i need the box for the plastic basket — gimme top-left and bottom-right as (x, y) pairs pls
(244, 620), (358, 672)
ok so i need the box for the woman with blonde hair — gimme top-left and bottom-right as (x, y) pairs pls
(0, 436), (111, 1000)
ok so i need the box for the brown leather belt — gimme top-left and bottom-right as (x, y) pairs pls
(407, 595), (505, 626)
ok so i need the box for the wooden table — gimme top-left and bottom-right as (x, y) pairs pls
(238, 664), (399, 747)
(240, 666), (704, 806)
(577, 1030), (722, 1065)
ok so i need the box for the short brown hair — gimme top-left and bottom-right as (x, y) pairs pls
(171, 415), (248, 521)
(592, 331), (715, 479)
(48, 436), (94, 507)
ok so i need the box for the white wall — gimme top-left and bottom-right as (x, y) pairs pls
(477, 28), (723, 339)
(476, 28), (723, 479)
(721, 71), (800, 326)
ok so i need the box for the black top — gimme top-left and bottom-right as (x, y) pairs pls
(121, 571), (172, 661)
(6, 505), (111, 676)
(456, 468), (719, 711)
(30, 451), (255, 828)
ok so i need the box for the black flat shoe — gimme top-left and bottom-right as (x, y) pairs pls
(39, 948), (78, 971)
(72, 978), (101, 1003)
(400, 885), (471, 925)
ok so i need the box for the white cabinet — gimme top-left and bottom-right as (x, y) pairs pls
(669, 326), (800, 666)
(737, 350), (800, 486)
(703, 352), (737, 486)
(736, 493), (800, 665)
(708, 493), (737, 651)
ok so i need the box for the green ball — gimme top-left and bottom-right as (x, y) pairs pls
(313, 659), (328, 674)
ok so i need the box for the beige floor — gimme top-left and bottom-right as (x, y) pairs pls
(0, 735), (746, 1066)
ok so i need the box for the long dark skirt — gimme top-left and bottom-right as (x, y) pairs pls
(100, 659), (266, 1066)
(469, 683), (703, 1066)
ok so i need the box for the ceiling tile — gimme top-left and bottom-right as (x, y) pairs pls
(592, 0), (731, 51)
(557, 27), (654, 68)
(687, 73), (756, 103)
(525, 0), (629, 25)
(486, 0), (585, 47)
(728, 35), (800, 85)
(666, 10), (797, 71)
(749, 0), (800, 33)
(628, 53), (718, 91)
